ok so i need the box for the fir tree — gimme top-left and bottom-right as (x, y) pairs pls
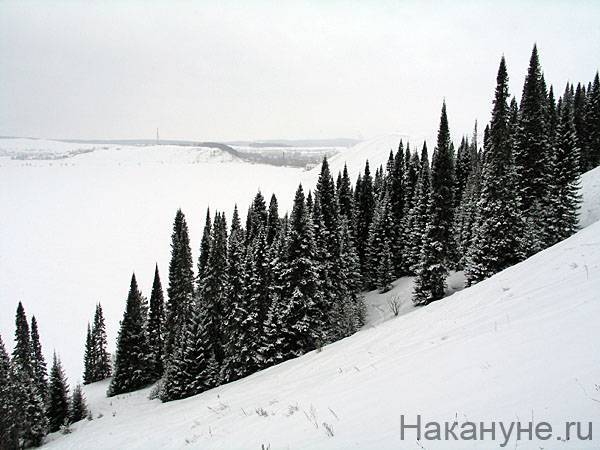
(546, 87), (581, 244)
(30, 317), (47, 404)
(47, 353), (69, 433)
(164, 209), (195, 362)
(337, 164), (354, 220)
(356, 161), (375, 283)
(69, 384), (88, 424)
(405, 143), (431, 272)
(281, 185), (324, 356)
(193, 212), (229, 388)
(266, 194), (280, 246)
(465, 56), (523, 284)
(108, 274), (151, 396)
(573, 83), (589, 173)
(514, 45), (552, 255)
(198, 208), (212, 285)
(413, 101), (455, 304)
(147, 265), (165, 380)
(91, 303), (111, 382)
(0, 333), (17, 450)
(82, 324), (93, 385)
(586, 72), (600, 169)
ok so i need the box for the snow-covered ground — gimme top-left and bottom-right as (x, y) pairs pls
(43, 177), (600, 449)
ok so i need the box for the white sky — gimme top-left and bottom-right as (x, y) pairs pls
(1, 1), (599, 145)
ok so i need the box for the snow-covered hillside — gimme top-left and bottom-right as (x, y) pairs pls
(41, 167), (600, 449)
(321, 133), (409, 180)
(44, 206), (600, 450)
(0, 138), (240, 165)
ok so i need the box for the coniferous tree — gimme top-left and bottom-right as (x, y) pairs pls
(356, 161), (375, 283)
(573, 83), (589, 173)
(147, 265), (165, 380)
(405, 143), (431, 272)
(413, 101), (455, 304)
(108, 274), (151, 396)
(222, 206), (258, 382)
(465, 56), (524, 284)
(69, 384), (88, 424)
(30, 317), (48, 404)
(281, 185), (324, 356)
(47, 353), (69, 433)
(313, 157), (342, 341)
(91, 303), (111, 382)
(82, 324), (93, 385)
(388, 141), (406, 275)
(0, 333), (17, 450)
(514, 45), (552, 255)
(546, 87), (581, 244)
(198, 208), (212, 285)
(586, 73), (600, 169)
(266, 194), (280, 246)
(196, 212), (229, 386)
(164, 209), (194, 362)
(337, 164), (354, 220)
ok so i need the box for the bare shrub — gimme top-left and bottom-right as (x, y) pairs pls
(387, 294), (403, 316)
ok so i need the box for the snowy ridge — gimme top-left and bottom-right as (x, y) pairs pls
(0, 138), (241, 166)
(320, 133), (409, 179)
(44, 178), (600, 449)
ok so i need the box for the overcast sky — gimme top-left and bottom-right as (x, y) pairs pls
(1, 1), (599, 145)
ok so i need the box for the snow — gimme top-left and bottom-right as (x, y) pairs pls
(579, 165), (600, 228)
(43, 214), (600, 449)
(319, 133), (409, 180)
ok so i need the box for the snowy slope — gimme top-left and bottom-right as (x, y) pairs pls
(43, 216), (600, 449)
(579, 165), (600, 228)
(318, 133), (409, 180)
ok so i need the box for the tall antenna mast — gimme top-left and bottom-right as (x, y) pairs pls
(156, 128), (159, 144)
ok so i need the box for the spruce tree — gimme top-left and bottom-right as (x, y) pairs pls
(82, 324), (93, 385)
(405, 143), (431, 272)
(91, 303), (111, 382)
(547, 87), (581, 244)
(108, 274), (151, 396)
(266, 194), (280, 246)
(30, 317), (48, 404)
(388, 141), (406, 275)
(356, 161), (375, 283)
(47, 353), (69, 433)
(514, 45), (552, 255)
(586, 73), (600, 169)
(413, 101), (455, 304)
(573, 83), (589, 173)
(164, 209), (195, 362)
(337, 164), (354, 220)
(281, 185), (324, 356)
(465, 56), (523, 284)
(198, 208), (212, 285)
(147, 265), (165, 380)
(0, 333), (17, 450)
(69, 384), (88, 424)
(190, 212), (229, 389)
